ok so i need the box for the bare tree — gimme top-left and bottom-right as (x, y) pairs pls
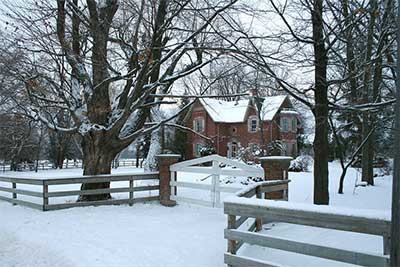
(217, 0), (331, 204)
(4, 0), (238, 200)
(0, 114), (39, 170)
(217, 0), (397, 204)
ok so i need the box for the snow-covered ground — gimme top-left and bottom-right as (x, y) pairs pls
(0, 162), (392, 267)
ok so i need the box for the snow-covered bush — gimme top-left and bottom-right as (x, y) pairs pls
(289, 155), (313, 172)
(221, 175), (263, 185)
(236, 144), (262, 164)
(375, 158), (393, 176)
(200, 146), (216, 157)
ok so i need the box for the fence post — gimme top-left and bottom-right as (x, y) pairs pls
(129, 178), (134, 206)
(12, 182), (17, 205)
(43, 181), (48, 211)
(255, 186), (262, 231)
(384, 235), (391, 255)
(211, 160), (220, 207)
(227, 214), (237, 255)
(259, 156), (292, 200)
(156, 154), (181, 207)
(170, 171), (177, 197)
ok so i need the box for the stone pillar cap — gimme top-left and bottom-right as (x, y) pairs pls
(258, 156), (293, 161)
(156, 154), (181, 158)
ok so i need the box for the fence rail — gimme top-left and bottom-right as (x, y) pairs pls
(224, 182), (391, 267)
(0, 172), (159, 211)
(1, 159), (141, 172)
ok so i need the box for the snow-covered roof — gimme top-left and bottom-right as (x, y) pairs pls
(199, 95), (288, 123)
(200, 99), (250, 123)
(259, 95), (287, 121)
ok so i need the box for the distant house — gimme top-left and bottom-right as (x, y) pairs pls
(185, 93), (299, 159)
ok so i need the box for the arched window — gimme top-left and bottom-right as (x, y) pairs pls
(281, 117), (289, 132)
(193, 117), (205, 133)
(248, 115), (259, 133)
(227, 141), (239, 158)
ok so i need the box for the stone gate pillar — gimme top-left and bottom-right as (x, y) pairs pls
(156, 154), (181, 207)
(259, 156), (292, 200)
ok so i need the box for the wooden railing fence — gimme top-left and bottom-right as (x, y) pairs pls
(0, 172), (159, 211)
(224, 181), (391, 267)
(1, 159), (142, 172)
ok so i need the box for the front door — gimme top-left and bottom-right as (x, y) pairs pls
(227, 142), (238, 158)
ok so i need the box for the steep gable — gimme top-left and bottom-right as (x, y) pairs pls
(199, 98), (250, 123)
(259, 95), (288, 121)
(197, 95), (292, 123)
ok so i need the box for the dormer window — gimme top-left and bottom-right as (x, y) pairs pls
(193, 117), (205, 133)
(248, 115), (258, 133)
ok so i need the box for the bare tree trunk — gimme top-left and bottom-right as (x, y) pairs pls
(78, 133), (118, 201)
(361, 0), (378, 186)
(56, 146), (65, 169)
(312, 0), (329, 205)
(136, 142), (140, 168)
(389, 1), (400, 264)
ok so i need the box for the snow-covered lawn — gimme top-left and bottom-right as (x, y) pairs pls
(0, 203), (226, 267)
(0, 162), (392, 267)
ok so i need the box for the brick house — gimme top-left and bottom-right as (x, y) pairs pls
(185, 94), (299, 159)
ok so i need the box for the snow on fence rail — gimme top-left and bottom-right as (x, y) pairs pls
(0, 172), (159, 211)
(224, 182), (391, 267)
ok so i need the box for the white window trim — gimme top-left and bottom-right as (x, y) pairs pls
(193, 117), (205, 133)
(248, 115), (259, 133)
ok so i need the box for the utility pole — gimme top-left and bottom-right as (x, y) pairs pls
(390, 1), (400, 265)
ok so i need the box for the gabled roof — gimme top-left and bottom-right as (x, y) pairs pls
(259, 95), (288, 121)
(199, 95), (288, 123)
(199, 98), (250, 123)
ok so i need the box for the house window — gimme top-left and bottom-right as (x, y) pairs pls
(291, 118), (297, 132)
(281, 117), (289, 132)
(248, 116), (258, 133)
(281, 141), (288, 156)
(194, 143), (204, 157)
(292, 142), (298, 156)
(193, 117), (205, 133)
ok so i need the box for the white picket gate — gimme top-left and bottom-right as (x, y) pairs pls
(169, 155), (264, 208)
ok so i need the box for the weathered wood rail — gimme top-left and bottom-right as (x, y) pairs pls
(224, 182), (391, 267)
(0, 172), (159, 211)
(226, 180), (290, 254)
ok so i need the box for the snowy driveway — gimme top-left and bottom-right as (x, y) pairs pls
(0, 162), (393, 267)
(0, 203), (227, 267)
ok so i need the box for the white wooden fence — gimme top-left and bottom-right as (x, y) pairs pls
(169, 155), (264, 207)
